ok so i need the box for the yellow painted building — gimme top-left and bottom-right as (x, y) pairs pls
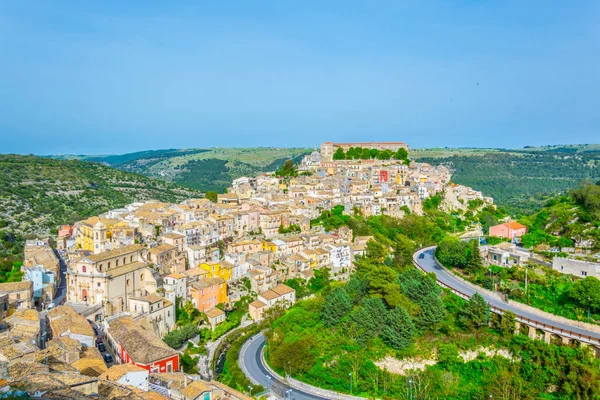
(199, 261), (233, 282)
(262, 241), (277, 252)
(75, 217), (121, 253)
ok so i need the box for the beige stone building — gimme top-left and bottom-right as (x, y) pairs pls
(0, 281), (33, 310)
(66, 244), (160, 316)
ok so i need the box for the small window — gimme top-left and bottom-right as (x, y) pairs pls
(98, 264), (103, 272)
(82, 266), (87, 273)
(141, 274), (144, 281)
(16, 294), (20, 300)
(108, 262), (111, 268)
(582, 271), (588, 277)
(561, 266), (564, 270)
(130, 255), (133, 262)
(127, 279), (131, 285)
(123, 257), (126, 265)
(116, 259), (119, 267)
(97, 282), (101, 287)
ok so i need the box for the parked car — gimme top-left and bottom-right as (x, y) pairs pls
(419, 253), (425, 259)
(98, 343), (106, 352)
(95, 338), (103, 346)
(103, 353), (113, 364)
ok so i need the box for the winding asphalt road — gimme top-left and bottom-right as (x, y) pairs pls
(414, 247), (600, 344)
(242, 333), (330, 400)
(242, 247), (600, 399)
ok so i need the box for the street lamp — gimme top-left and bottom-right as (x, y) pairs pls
(588, 298), (591, 322)
(349, 372), (352, 394)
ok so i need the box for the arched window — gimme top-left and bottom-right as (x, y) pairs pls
(130, 255), (134, 262)
(116, 259), (119, 267)
(98, 264), (103, 272)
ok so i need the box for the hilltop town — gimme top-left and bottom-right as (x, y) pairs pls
(0, 142), (498, 398)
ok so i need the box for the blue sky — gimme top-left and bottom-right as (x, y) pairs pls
(1, 1), (599, 155)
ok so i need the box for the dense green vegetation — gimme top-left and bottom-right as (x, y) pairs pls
(0, 155), (202, 281)
(60, 147), (311, 193)
(265, 227), (600, 399)
(518, 182), (600, 250)
(175, 159), (232, 192)
(82, 148), (210, 167)
(275, 159), (298, 178)
(417, 146), (600, 216)
(332, 146), (410, 164)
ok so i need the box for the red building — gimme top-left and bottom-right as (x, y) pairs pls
(106, 315), (179, 373)
(379, 170), (389, 183)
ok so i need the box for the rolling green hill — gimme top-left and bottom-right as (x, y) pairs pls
(518, 181), (600, 251)
(416, 145), (600, 215)
(58, 147), (312, 192)
(0, 154), (203, 275)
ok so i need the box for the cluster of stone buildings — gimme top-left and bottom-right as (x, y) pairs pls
(0, 142), (501, 396)
(0, 301), (250, 399)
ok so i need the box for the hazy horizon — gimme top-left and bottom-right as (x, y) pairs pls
(2, 1), (599, 154)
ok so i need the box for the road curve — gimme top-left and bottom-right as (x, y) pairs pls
(241, 332), (330, 400)
(414, 247), (600, 345)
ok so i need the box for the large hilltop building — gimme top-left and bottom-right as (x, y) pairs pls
(320, 141), (409, 161)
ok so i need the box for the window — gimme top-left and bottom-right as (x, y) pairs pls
(116, 259), (119, 267)
(130, 255), (133, 262)
(561, 266), (564, 270)
(123, 257), (126, 265)
(98, 264), (103, 272)
(82, 266), (87, 273)
(97, 282), (101, 287)
(168, 310), (171, 317)
(582, 271), (588, 277)
(16, 294), (20, 300)
(127, 279), (131, 286)
(140, 274), (144, 281)
(108, 262), (111, 269)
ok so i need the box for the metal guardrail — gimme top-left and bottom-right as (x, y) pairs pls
(413, 247), (600, 347)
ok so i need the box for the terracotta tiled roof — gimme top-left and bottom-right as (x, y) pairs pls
(249, 299), (267, 309)
(87, 244), (144, 263)
(180, 380), (210, 399)
(48, 305), (94, 337)
(272, 284), (295, 296)
(205, 308), (225, 319)
(106, 261), (147, 277)
(191, 277), (225, 290)
(0, 281), (32, 294)
(148, 244), (176, 255)
(259, 290), (279, 301)
(100, 363), (147, 381)
(108, 316), (178, 365)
